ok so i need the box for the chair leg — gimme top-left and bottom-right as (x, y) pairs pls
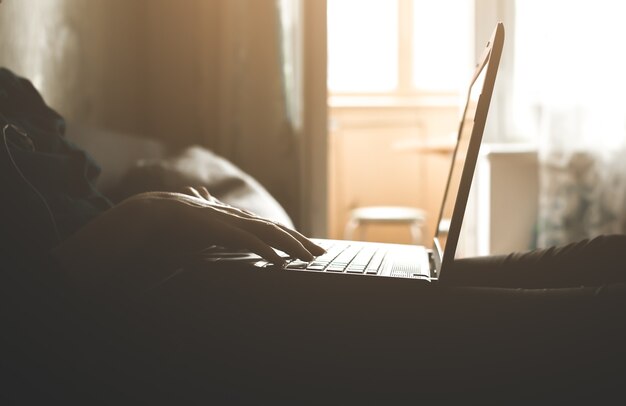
(344, 218), (359, 240)
(359, 222), (367, 242)
(410, 221), (423, 245)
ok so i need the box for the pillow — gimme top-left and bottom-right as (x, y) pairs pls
(110, 145), (294, 228)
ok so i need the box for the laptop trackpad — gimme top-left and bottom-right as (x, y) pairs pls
(381, 246), (430, 279)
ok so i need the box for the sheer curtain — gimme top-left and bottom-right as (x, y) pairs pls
(487, 0), (626, 247)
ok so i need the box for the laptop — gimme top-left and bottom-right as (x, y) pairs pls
(199, 23), (504, 284)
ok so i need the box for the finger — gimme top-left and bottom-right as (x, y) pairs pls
(198, 186), (212, 200)
(173, 196), (318, 261)
(181, 186), (204, 200)
(235, 217), (315, 262)
(273, 224), (326, 257)
(192, 212), (286, 265)
(159, 194), (314, 264)
(196, 206), (316, 262)
(206, 204), (325, 257)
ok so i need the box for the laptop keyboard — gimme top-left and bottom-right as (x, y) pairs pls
(282, 241), (384, 275)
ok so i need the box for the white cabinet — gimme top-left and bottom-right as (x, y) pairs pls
(459, 144), (539, 257)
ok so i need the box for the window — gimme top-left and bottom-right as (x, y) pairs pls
(327, 0), (399, 92)
(327, 0), (475, 98)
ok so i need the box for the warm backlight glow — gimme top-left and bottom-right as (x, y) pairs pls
(514, 0), (626, 148)
(327, 0), (473, 94)
(327, 0), (398, 92)
(412, 0), (473, 91)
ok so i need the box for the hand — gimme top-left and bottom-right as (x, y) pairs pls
(174, 186), (324, 264)
(52, 187), (325, 288)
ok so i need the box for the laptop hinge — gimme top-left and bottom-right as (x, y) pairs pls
(431, 238), (443, 279)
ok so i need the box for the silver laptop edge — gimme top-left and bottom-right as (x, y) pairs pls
(431, 22), (505, 280)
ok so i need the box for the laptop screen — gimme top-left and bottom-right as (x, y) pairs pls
(434, 60), (489, 249)
(432, 22), (504, 277)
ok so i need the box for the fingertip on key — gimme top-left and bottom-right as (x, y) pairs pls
(301, 251), (315, 262)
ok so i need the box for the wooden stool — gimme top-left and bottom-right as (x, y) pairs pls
(344, 206), (426, 244)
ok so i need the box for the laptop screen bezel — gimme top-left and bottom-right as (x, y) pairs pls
(432, 23), (505, 280)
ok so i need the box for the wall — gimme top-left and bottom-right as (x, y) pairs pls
(0, 0), (221, 147)
(2, 0), (142, 134)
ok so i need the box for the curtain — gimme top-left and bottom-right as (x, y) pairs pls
(218, 0), (303, 226)
(504, 0), (626, 247)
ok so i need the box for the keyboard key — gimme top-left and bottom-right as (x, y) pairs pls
(366, 252), (385, 272)
(277, 243), (386, 276)
(346, 265), (365, 271)
(285, 260), (309, 270)
(306, 264), (325, 271)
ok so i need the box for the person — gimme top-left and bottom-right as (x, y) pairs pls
(3, 65), (624, 290)
(2, 67), (625, 403)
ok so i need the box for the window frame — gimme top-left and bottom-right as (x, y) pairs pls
(327, 0), (472, 108)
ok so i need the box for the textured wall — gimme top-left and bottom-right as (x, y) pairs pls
(0, 0), (221, 148)
(1, 0), (143, 133)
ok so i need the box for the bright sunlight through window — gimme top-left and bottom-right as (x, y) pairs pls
(327, 0), (399, 92)
(328, 0), (474, 95)
(513, 0), (626, 148)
